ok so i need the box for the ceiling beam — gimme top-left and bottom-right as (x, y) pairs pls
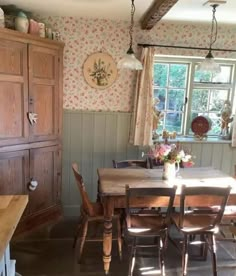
(141, 0), (179, 30)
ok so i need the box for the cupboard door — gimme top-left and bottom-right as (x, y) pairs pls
(28, 45), (59, 142)
(28, 146), (59, 215)
(0, 40), (28, 146)
(0, 150), (29, 195)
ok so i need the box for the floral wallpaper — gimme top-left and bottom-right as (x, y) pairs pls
(38, 15), (236, 112)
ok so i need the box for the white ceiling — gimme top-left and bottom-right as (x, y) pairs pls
(0, 0), (235, 24)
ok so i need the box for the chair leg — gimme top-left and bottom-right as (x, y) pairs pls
(73, 215), (83, 248)
(77, 218), (88, 263)
(182, 235), (189, 276)
(117, 216), (122, 260)
(96, 180), (101, 202)
(209, 234), (217, 276)
(128, 237), (137, 276)
(159, 236), (166, 276)
(163, 230), (168, 250)
(200, 234), (208, 261)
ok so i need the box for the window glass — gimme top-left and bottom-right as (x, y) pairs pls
(169, 64), (187, 88)
(167, 89), (185, 111)
(194, 64), (232, 83)
(153, 63), (168, 86)
(194, 70), (212, 82)
(191, 89), (208, 112)
(165, 112), (183, 133)
(153, 62), (188, 135)
(212, 66), (231, 83)
(154, 88), (166, 111)
(209, 90), (228, 111)
(153, 57), (235, 137)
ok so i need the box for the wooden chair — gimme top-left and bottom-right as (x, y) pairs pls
(220, 164), (236, 239)
(71, 163), (122, 262)
(112, 159), (149, 169)
(148, 157), (164, 169)
(112, 158), (150, 235)
(125, 185), (177, 276)
(172, 185), (231, 276)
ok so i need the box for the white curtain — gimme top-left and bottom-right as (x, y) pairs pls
(129, 47), (155, 146)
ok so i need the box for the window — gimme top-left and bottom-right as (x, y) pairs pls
(153, 56), (236, 137)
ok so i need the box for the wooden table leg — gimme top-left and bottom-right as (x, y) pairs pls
(103, 197), (114, 274)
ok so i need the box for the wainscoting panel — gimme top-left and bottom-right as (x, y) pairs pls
(62, 110), (236, 216)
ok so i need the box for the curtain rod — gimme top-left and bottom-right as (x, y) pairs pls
(137, 43), (236, 53)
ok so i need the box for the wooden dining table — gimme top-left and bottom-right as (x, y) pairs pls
(97, 166), (236, 274)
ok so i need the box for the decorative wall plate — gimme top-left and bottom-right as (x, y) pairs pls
(191, 116), (211, 138)
(83, 52), (117, 89)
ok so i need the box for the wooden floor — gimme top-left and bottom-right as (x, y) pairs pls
(11, 217), (236, 276)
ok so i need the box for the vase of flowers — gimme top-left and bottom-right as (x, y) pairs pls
(147, 142), (194, 180)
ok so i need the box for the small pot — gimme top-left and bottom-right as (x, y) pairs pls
(15, 15), (29, 33)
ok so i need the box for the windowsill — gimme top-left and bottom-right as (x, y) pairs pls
(153, 136), (232, 144)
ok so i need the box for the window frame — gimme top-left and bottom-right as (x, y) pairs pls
(153, 55), (236, 137)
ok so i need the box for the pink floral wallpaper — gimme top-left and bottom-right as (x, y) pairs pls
(38, 15), (236, 112)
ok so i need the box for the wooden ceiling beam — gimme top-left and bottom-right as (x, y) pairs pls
(141, 0), (179, 30)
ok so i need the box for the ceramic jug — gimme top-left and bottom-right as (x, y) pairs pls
(15, 11), (29, 33)
(162, 162), (179, 180)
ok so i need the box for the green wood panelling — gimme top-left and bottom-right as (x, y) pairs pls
(62, 110), (236, 216)
(104, 113), (117, 168)
(62, 112), (70, 206)
(221, 144), (233, 175)
(201, 143), (213, 167)
(212, 144), (223, 170)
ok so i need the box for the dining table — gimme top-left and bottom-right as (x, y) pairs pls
(97, 166), (236, 274)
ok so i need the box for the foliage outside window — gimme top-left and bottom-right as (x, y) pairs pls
(153, 56), (236, 137)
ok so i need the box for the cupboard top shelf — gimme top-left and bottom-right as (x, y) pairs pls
(0, 27), (64, 49)
(0, 195), (28, 260)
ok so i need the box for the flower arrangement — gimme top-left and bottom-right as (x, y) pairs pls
(148, 142), (194, 167)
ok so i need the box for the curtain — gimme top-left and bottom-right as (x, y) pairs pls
(129, 47), (155, 146)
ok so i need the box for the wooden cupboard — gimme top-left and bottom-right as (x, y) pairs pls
(0, 28), (64, 233)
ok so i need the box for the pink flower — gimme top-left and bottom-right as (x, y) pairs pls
(159, 144), (171, 156)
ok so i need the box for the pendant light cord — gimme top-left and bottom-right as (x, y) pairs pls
(209, 4), (218, 52)
(127, 0), (135, 54)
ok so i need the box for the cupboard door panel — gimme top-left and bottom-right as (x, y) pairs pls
(0, 150), (29, 195)
(0, 40), (24, 75)
(32, 51), (55, 79)
(29, 146), (59, 215)
(32, 84), (54, 136)
(0, 40), (28, 146)
(29, 45), (59, 142)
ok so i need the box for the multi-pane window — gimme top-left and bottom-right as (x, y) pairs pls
(153, 56), (236, 137)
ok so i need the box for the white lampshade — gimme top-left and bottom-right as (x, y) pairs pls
(196, 51), (221, 74)
(117, 52), (143, 70)
(197, 5), (221, 75)
(118, 0), (143, 71)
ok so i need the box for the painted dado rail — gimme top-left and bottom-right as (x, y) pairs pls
(62, 110), (236, 216)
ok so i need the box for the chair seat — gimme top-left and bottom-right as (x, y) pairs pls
(223, 206), (236, 217)
(172, 213), (217, 233)
(128, 214), (167, 236)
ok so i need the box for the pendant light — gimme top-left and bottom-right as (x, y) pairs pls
(117, 0), (143, 70)
(197, 4), (221, 74)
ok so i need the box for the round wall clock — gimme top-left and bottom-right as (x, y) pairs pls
(83, 52), (118, 89)
(191, 116), (211, 137)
